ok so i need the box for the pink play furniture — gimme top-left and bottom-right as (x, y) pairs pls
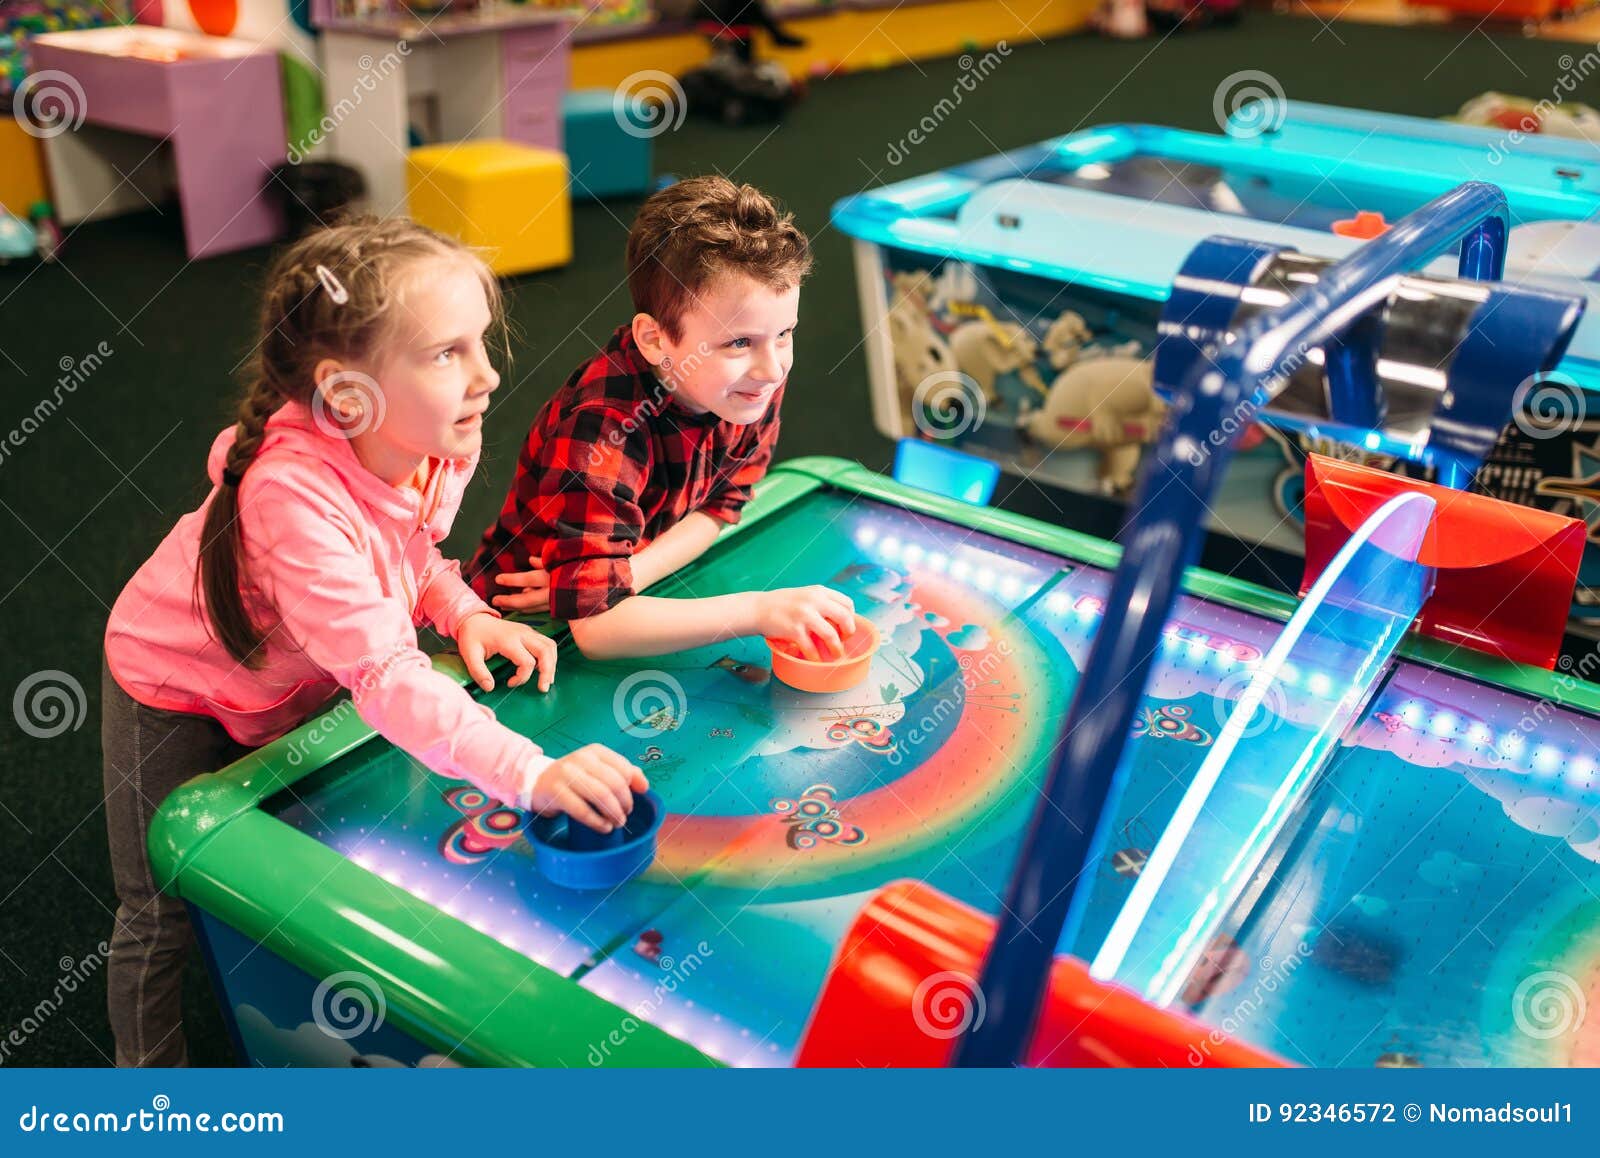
(29, 25), (287, 259)
(308, 0), (575, 215)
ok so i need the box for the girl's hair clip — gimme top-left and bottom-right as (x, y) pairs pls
(316, 263), (350, 305)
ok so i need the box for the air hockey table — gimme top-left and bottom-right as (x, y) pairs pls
(151, 455), (1600, 1069)
(833, 100), (1600, 625)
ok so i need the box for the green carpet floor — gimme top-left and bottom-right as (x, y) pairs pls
(0, 11), (1582, 1065)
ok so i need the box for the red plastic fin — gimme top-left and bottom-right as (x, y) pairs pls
(794, 881), (1287, 1068)
(1300, 454), (1584, 670)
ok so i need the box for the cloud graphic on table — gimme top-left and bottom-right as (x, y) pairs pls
(1463, 771), (1600, 864)
(946, 624), (990, 651)
(923, 611), (950, 629)
(236, 1004), (361, 1067)
(861, 573), (910, 605)
(1349, 893), (1390, 918)
(1417, 850), (1484, 889)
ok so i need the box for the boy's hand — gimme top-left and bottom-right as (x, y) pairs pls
(491, 563), (551, 614)
(457, 612), (557, 693)
(527, 744), (649, 832)
(754, 586), (857, 661)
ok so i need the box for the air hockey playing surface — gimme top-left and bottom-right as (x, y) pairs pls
(154, 459), (1600, 1068)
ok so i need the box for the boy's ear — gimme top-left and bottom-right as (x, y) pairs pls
(632, 312), (668, 366)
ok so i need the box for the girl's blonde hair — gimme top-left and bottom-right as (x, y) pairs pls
(198, 217), (506, 666)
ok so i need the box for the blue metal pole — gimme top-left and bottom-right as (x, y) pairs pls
(952, 182), (1511, 1067)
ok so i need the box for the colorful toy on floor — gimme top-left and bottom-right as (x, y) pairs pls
(679, 4), (804, 129)
(562, 88), (654, 201)
(679, 52), (798, 126)
(406, 140), (572, 276)
(29, 199), (61, 261)
(0, 208), (35, 263)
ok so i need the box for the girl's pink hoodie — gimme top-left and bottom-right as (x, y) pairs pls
(104, 400), (551, 808)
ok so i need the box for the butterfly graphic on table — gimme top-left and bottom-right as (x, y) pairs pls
(438, 786), (527, 865)
(1130, 703), (1212, 746)
(824, 714), (897, 755)
(770, 784), (868, 851)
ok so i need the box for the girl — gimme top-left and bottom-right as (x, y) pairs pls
(102, 218), (646, 1068)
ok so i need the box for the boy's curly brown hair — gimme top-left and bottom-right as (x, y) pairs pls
(625, 175), (812, 339)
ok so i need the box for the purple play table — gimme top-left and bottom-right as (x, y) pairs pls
(30, 26), (287, 259)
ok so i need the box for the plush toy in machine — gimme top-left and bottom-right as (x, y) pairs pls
(886, 271), (958, 433)
(1042, 310), (1094, 369)
(947, 304), (1046, 411)
(1074, 338), (1144, 363)
(1022, 355), (1166, 494)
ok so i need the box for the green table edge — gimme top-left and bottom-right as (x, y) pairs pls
(147, 455), (1600, 1068)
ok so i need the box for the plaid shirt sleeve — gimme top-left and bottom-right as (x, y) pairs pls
(699, 391), (782, 525)
(531, 404), (654, 621)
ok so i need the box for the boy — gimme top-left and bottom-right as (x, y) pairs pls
(468, 176), (854, 660)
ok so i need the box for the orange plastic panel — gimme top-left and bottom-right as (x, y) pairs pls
(1301, 454), (1584, 670)
(795, 881), (1287, 1068)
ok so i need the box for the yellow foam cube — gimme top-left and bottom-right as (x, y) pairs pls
(0, 120), (49, 218)
(406, 141), (572, 277)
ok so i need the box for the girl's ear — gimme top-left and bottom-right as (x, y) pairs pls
(632, 312), (669, 367)
(313, 358), (364, 422)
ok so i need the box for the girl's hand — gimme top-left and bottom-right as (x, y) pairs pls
(527, 744), (649, 832)
(754, 586), (857, 661)
(491, 562), (551, 614)
(456, 612), (557, 693)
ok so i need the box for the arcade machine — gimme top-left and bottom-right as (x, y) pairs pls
(832, 101), (1600, 630)
(150, 185), (1598, 1068)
